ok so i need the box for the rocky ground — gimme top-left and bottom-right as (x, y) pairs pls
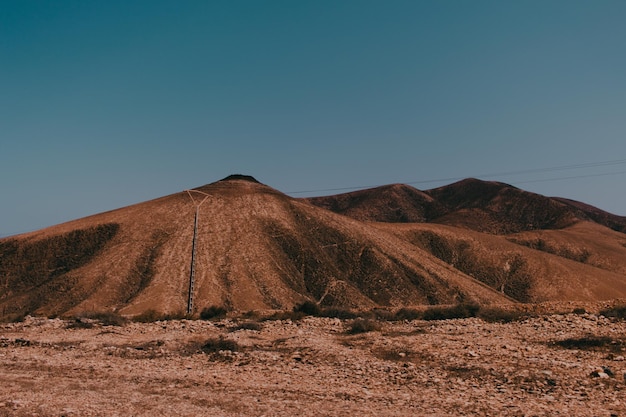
(1, 308), (626, 416)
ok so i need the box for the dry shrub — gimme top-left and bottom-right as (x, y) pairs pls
(346, 318), (381, 334)
(600, 305), (626, 320)
(370, 308), (395, 321)
(201, 337), (240, 354)
(422, 303), (480, 321)
(66, 318), (94, 329)
(477, 307), (527, 323)
(261, 310), (306, 321)
(1, 313), (26, 323)
(133, 309), (160, 323)
(394, 308), (423, 321)
(241, 310), (261, 319)
(133, 309), (187, 323)
(83, 311), (128, 326)
(293, 301), (360, 319)
(293, 300), (321, 316)
(200, 305), (228, 320)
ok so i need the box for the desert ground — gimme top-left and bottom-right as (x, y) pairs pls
(2, 304), (626, 416)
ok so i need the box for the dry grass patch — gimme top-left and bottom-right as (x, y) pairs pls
(553, 335), (624, 352)
(132, 309), (188, 323)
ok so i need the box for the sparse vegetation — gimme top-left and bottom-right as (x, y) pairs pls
(293, 301), (321, 316)
(82, 311), (128, 326)
(369, 308), (395, 321)
(421, 303), (480, 321)
(0, 223), (120, 318)
(132, 309), (188, 323)
(231, 321), (263, 332)
(253, 303), (529, 324)
(554, 335), (622, 351)
(2, 313), (26, 323)
(508, 237), (592, 264)
(132, 310), (161, 323)
(600, 305), (626, 320)
(0, 223), (120, 292)
(263, 303), (360, 321)
(66, 318), (94, 329)
(346, 318), (381, 334)
(412, 231), (534, 302)
(261, 310), (306, 322)
(200, 305), (228, 320)
(477, 307), (528, 323)
(320, 307), (359, 320)
(201, 337), (240, 354)
(394, 307), (423, 321)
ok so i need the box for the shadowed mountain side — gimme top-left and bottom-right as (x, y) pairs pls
(305, 178), (626, 235)
(375, 221), (626, 303)
(0, 178), (511, 320)
(553, 197), (626, 233)
(304, 184), (446, 223)
(426, 179), (583, 234)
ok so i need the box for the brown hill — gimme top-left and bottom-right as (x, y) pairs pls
(375, 221), (626, 303)
(304, 184), (446, 223)
(552, 196), (626, 233)
(305, 178), (626, 303)
(0, 177), (511, 320)
(307, 178), (626, 234)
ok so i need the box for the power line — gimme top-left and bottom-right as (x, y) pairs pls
(286, 159), (626, 195)
(512, 170), (626, 185)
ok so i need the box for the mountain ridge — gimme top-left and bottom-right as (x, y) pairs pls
(2, 176), (626, 320)
(306, 178), (626, 234)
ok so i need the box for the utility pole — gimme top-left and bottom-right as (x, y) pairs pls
(185, 190), (210, 315)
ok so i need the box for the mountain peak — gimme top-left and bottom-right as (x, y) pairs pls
(218, 174), (260, 183)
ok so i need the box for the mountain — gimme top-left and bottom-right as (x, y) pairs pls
(306, 178), (626, 303)
(304, 184), (446, 223)
(0, 176), (510, 320)
(307, 178), (626, 234)
(2, 176), (626, 320)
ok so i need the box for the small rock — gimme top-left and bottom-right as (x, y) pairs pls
(590, 369), (609, 379)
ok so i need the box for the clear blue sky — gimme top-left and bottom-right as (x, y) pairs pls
(2, 0), (626, 237)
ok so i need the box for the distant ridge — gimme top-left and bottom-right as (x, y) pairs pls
(307, 178), (626, 234)
(304, 183), (445, 223)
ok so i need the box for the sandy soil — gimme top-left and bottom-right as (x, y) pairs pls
(1, 312), (626, 416)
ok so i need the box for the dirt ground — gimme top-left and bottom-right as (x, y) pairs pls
(1, 311), (626, 416)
